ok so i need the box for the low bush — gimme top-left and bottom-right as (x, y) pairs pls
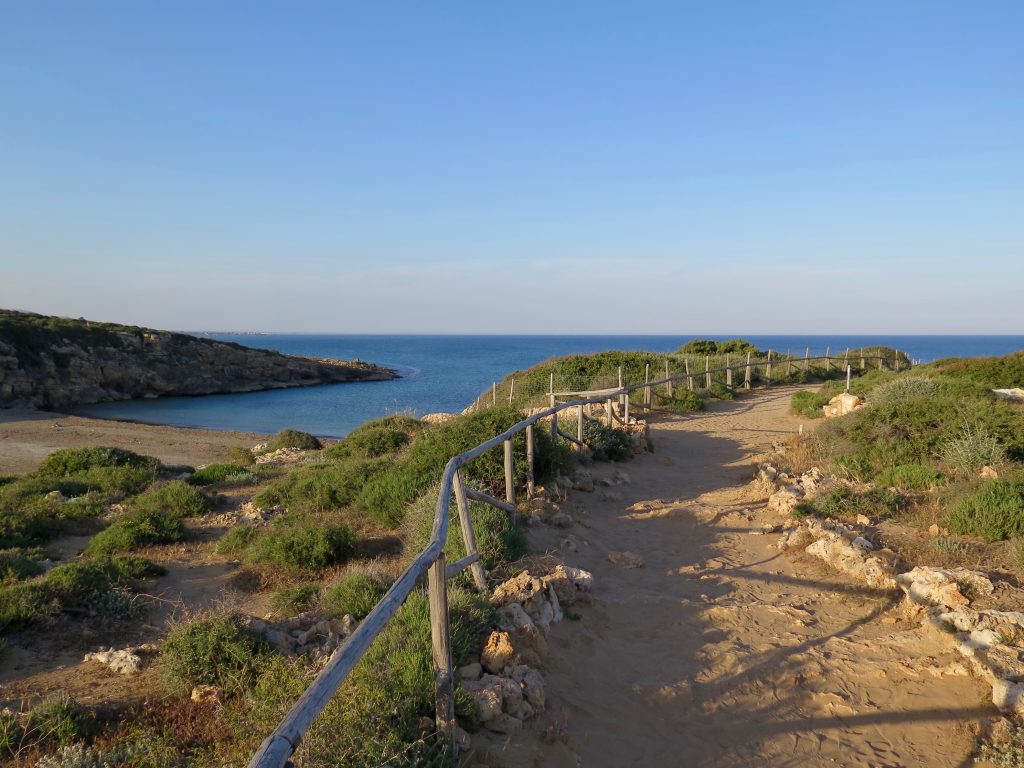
(946, 479), (1024, 541)
(874, 463), (947, 490)
(326, 415), (421, 460)
(25, 698), (97, 747)
(804, 486), (907, 521)
(37, 447), (161, 477)
(85, 508), (186, 556)
(939, 422), (1006, 476)
(242, 518), (356, 573)
(322, 573), (388, 619)
(404, 491), (527, 572)
(188, 463), (261, 486)
(215, 526), (258, 554)
(0, 547), (44, 583)
(256, 457), (389, 516)
(581, 419), (633, 462)
(791, 391), (831, 419)
(271, 583), (321, 616)
(271, 429), (322, 451)
(926, 351), (1024, 389)
(132, 481), (211, 517)
(160, 612), (275, 694)
(659, 388), (704, 413)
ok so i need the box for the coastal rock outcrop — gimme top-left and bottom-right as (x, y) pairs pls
(0, 309), (396, 409)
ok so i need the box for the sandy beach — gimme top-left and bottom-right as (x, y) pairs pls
(0, 409), (270, 475)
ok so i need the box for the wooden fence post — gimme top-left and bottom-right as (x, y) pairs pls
(644, 363), (651, 411)
(427, 557), (455, 748)
(843, 348), (849, 372)
(551, 410), (558, 441)
(624, 393), (630, 423)
(453, 469), (488, 591)
(503, 440), (515, 508)
(705, 356), (711, 389)
(804, 347), (810, 373)
(548, 374), (555, 408)
(525, 424), (535, 498)
(685, 358), (693, 391)
(665, 360), (673, 398)
(825, 347), (831, 372)
(744, 351), (752, 388)
(606, 398), (613, 427)
(860, 354), (866, 370)
(786, 349), (792, 377)
(895, 354), (901, 372)
(846, 364), (852, 393)
(508, 378), (515, 405)
(878, 355), (884, 371)
(577, 404), (584, 446)
(726, 355), (732, 387)
(492, 382), (497, 407)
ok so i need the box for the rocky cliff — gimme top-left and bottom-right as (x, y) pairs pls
(0, 310), (396, 410)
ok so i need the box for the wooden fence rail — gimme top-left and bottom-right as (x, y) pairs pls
(248, 351), (903, 767)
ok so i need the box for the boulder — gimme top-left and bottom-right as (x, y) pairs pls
(993, 679), (1024, 715)
(823, 392), (865, 418)
(543, 565), (594, 605)
(481, 631), (517, 674)
(83, 648), (144, 675)
(767, 486), (802, 516)
(510, 665), (546, 712)
(897, 567), (994, 610)
(462, 679), (503, 722)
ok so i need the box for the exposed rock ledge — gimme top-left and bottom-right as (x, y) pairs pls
(0, 310), (396, 409)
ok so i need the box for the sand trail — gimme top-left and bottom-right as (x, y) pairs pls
(533, 387), (992, 767)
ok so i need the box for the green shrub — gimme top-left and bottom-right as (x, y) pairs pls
(85, 508), (186, 556)
(353, 464), (424, 527)
(25, 698), (97, 747)
(874, 463), (947, 490)
(791, 390), (831, 419)
(244, 518), (356, 572)
(660, 388), (704, 413)
(0, 548), (44, 583)
(807, 486), (907, 521)
(225, 446), (257, 466)
(868, 376), (943, 407)
(271, 583), (321, 616)
(132, 481), (211, 517)
(327, 416), (421, 460)
(256, 457), (388, 515)
(188, 463), (260, 486)
(104, 554), (167, 579)
(322, 573), (388, 619)
(581, 419), (633, 462)
(926, 352), (1024, 389)
(38, 447), (161, 477)
(678, 338), (763, 356)
(215, 526), (258, 554)
(939, 422), (1006, 475)
(271, 429), (322, 451)
(947, 480), (1024, 541)
(160, 612), (274, 693)
(404, 491), (527, 572)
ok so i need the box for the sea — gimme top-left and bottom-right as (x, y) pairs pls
(75, 335), (1024, 438)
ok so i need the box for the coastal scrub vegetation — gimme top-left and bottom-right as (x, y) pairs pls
(786, 350), (1024, 555)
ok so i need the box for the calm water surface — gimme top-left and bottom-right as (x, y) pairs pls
(76, 335), (1024, 437)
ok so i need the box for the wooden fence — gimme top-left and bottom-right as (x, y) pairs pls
(248, 350), (904, 767)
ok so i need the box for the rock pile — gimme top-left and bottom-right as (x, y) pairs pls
(246, 613), (356, 666)
(83, 643), (158, 674)
(777, 518), (899, 590)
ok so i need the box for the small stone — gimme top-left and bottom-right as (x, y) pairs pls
(190, 685), (221, 704)
(928, 524), (941, 537)
(608, 551), (645, 569)
(481, 631), (517, 674)
(855, 514), (871, 526)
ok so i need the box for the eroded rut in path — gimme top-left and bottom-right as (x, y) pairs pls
(527, 387), (993, 768)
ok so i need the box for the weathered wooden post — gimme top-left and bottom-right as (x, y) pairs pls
(825, 347), (831, 372)
(878, 355), (884, 371)
(895, 354), (901, 372)
(427, 556), (455, 747)
(705, 356), (711, 389)
(846, 364), (852, 393)
(843, 348), (850, 371)
(503, 440), (515, 507)
(665, 359), (673, 398)
(744, 351), (752, 388)
(685, 358), (693, 391)
(492, 382), (497, 407)
(617, 366), (624, 408)
(548, 373), (555, 408)
(577, 404), (584, 446)
(766, 350), (773, 384)
(644, 363), (651, 411)
(804, 347), (810, 373)
(606, 397), (613, 427)
(525, 424), (535, 498)
(452, 470), (488, 591)
(726, 355), (732, 387)
(508, 378), (515, 405)
(786, 349), (792, 377)
(624, 393), (630, 423)
(860, 354), (866, 370)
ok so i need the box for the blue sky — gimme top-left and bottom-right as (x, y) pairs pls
(1, 2), (1021, 333)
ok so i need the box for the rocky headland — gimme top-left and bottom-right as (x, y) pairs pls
(0, 309), (396, 409)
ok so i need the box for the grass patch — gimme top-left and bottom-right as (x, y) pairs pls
(325, 415), (422, 460)
(875, 463), (947, 490)
(224, 517), (356, 574)
(188, 463), (262, 486)
(801, 486), (907, 521)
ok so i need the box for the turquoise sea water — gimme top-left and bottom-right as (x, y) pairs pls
(75, 335), (1024, 438)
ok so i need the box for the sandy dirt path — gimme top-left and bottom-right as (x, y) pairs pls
(530, 387), (993, 768)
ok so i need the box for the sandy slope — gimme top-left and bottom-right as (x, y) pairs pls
(519, 387), (993, 767)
